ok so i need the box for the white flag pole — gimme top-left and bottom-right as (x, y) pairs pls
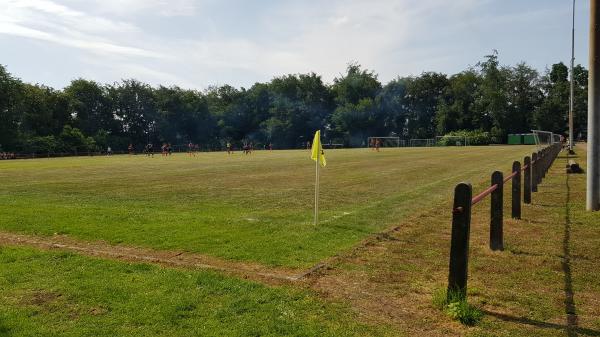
(314, 155), (319, 225)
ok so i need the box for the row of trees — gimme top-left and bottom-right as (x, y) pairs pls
(0, 52), (588, 153)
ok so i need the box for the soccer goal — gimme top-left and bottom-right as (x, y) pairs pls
(367, 137), (406, 148)
(532, 130), (559, 150)
(409, 138), (436, 147)
(435, 135), (469, 146)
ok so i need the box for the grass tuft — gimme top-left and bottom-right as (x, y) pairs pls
(432, 288), (483, 326)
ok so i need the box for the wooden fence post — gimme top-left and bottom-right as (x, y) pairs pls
(490, 171), (504, 251)
(512, 161), (521, 219)
(532, 153), (538, 192)
(542, 148), (548, 179)
(524, 156), (531, 204)
(537, 150), (543, 184)
(448, 182), (472, 300)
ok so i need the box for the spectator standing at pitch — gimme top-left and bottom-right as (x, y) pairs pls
(128, 143), (134, 155)
(227, 142), (233, 154)
(107, 146), (112, 156)
(167, 143), (172, 156)
(375, 138), (381, 152)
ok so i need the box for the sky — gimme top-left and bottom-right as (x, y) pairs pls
(0, 0), (591, 90)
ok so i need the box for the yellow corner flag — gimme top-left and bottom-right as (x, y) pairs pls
(311, 130), (326, 225)
(310, 130), (326, 167)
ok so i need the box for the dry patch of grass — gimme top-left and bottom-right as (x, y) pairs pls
(307, 144), (600, 337)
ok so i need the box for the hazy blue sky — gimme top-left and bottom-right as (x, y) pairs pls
(0, 0), (591, 89)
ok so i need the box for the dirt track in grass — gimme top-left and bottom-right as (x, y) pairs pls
(0, 231), (322, 285)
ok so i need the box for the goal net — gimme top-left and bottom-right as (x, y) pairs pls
(436, 135), (469, 146)
(409, 138), (435, 147)
(532, 130), (559, 150)
(367, 137), (405, 148)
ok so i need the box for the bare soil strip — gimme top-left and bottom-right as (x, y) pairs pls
(0, 232), (312, 284)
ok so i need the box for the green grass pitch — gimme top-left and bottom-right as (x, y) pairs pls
(0, 146), (534, 268)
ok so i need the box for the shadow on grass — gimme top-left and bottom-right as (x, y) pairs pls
(0, 318), (10, 337)
(563, 169), (578, 337)
(482, 311), (600, 336)
(486, 157), (594, 337)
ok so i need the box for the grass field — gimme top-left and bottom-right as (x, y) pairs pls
(1, 145), (599, 336)
(0, 147), (534, 268)
(0, 246), (397, 337)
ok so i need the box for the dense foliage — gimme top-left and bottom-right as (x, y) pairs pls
(0, 52), (588, 153)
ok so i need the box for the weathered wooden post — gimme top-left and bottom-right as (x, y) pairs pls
(536, 150), (544, 186)
(490, 171), (504, 251)
(512, 161), (521, 219)
(542, 148), (548, 178)
(524, 156), (532, 204)
(532, 153), (539, 192)
(448, 182), (473, 300)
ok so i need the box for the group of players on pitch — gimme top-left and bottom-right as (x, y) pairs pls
(127, 141), (274, 157)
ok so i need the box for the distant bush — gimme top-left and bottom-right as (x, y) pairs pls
(438, 130), (493, 146)
(26, 135), (59, 153)
(59, 125), (97, 153)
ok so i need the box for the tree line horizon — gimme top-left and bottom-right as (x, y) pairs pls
(0, 51), (588, 153)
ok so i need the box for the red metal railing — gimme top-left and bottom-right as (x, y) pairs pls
(471, 184), (498, 205)
(470, 161), (534, 206)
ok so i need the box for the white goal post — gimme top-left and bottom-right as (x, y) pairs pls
(409, 138), (435, 147)
(367, 137), (406, 147)
(435, 135), (469, 146)
(532, 130), (561, 150)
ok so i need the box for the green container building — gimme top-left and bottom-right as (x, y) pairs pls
(507, 133), (537, 145)
(523, 134), (536, 145)
(507, 134), (522, 145)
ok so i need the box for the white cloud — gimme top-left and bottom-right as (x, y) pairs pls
(83, 0), (198, 17)
(0, 0), (161, 58)
(0, 0), (587, 89)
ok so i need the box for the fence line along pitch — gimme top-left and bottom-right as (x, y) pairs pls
(447, 143), (561, 300)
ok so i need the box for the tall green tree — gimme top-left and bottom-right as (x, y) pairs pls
(0, 65), (23, 150)
(155, 86), (215, 146)
(473, 51), (510, 140)
(332, 63), (381, 106)
(17, 84), (70, 137)
(265, 73), (332, 147)
(533, 62), (570, 134)
(377, 78), (409, 137)
(64, 79), (114, 136)
(405, 72), (449, 138)
(107, 80), (158, 147)
(573, 64), (588, 138)
(505, 63), (542, 134)
(436, 70), (480, 135)
(331, 64), (382, 145)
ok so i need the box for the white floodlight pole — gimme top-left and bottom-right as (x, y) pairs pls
(588, 0), (600, 211)
(570, 0), (576, 152)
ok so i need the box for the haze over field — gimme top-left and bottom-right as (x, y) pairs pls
(0, 0), (591, 89)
